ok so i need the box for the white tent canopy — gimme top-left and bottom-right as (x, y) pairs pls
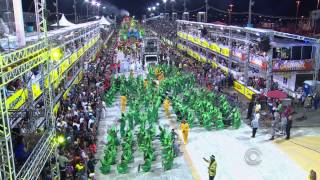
(100, 16), (111, 25)
(51, 14), (75, 27)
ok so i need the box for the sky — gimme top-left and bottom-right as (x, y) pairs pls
(22, 0), (317, 19)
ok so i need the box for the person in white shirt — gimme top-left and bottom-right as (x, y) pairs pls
(251, 110), (260, 138)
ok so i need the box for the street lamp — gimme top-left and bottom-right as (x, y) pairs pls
(152, 6), (156, 11)
(91, 0), (96, 5)
(163, 0), (167, 13)
(205, 0), (208, 22)
(247, 0), (254, 27)
(170, 0), (175, 13)
(73, 0), (78, 23)
(97, 2), (101, 16)
(54, 0), (59, 27)
(148, 7), (151, 12)
(156, 3), (160, 6)
(296, 0), (301, 28)
(228, 4), (234, 25)
(84, 0), (90, 20)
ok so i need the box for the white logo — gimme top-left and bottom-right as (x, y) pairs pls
(244, 148), (262, 166)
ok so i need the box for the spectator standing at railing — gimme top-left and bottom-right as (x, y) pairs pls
(58, 150), (70, 180)
(313, 90), (320, 110)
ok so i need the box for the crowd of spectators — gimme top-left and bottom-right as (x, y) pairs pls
(53, 46), (114, 179)
(9, 29), (115, 179)
(146, 20), (177, 41)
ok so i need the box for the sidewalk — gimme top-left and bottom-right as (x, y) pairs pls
(292, 108), (320, 127)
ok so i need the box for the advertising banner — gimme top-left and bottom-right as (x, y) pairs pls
(233, 81), (257, 100)
(6, 89), (28, 110)
(234, 81), (245, 94)
(244, 88), (256, 100)
(232, 50), (246, 61)
(250, 56), (268, 70)
(32, 83), (42, 100)
(272, 59), (314, 72)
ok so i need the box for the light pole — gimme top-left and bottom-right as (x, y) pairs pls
(97, 2), (101, 16)
(228, 4), (234, 25)
(296, 0), (301, 28)
(247, 0), (254, 27)
(103, 6), (106, 15)
(184, 0), (187, 12)
(205, 0), (208, 22)
(55, 0), (59, 27)
(163, 0), (167, 14)
(152, 6), (156, 15)
(170, 0), (175, 13)
(85, 0), (89, 19)
(73, 0), (78, 23)
(91, 0), (97, 15)
(318, 0), (320, 9)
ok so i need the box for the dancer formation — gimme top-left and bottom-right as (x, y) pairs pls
(100, 65), (241, 175)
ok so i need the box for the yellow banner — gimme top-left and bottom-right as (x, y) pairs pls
(181, 32), (187, 39)
(194, 53), (200, 61)
(32, 83), (42, 100)
(53, 102), (60, 116)
(234, 81), (245, 94)
(200, 56), (206, 63)
(233, 81), (256, 100)
(221, 47), (230, 57)
(187, 48), (193, 56)
(221, 66), (229, 74)
(59, 59), (70, 75)
(187, 35), (194, 43)
(63, 87), (71, 100)
(6, 89), (28, 110)
(78, 47), (84, 57)
(211, 61), (218, 68)
(70, 53), (77, 64)
(195, 38), (201, 45)
(245, 88), (256, 100)
(201, 40), (209, 48)
(210, 43), (220, 53)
